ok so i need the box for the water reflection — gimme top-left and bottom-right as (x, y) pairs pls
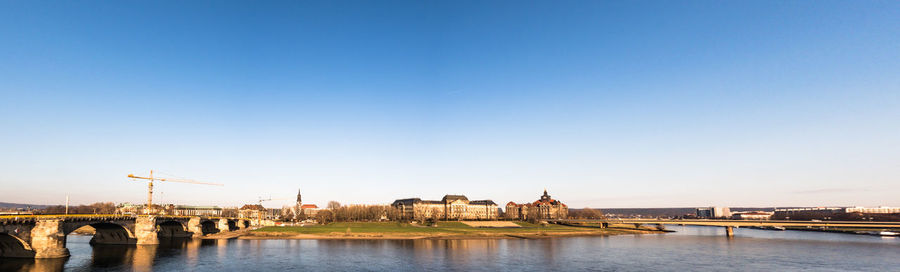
(1, 228), (898, 271)
(0, 237), (221, 272)
(0, 258), (66, 272)
(81, 238), (215, 271)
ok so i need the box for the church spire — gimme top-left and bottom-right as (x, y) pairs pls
(296, 188), (302, 204)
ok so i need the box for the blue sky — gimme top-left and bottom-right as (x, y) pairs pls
(1, 1), (898, 208)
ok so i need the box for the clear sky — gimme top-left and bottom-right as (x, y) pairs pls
(1, 1), (898, 208)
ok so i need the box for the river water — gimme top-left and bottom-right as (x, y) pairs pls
(2, 226), (898, 271)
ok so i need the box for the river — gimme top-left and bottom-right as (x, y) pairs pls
(2, 226), (898, 271)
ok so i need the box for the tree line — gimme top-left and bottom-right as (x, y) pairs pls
(313, 202), (402, 224)
(39, 202), (117, 214)
(566, 208), (606, 219)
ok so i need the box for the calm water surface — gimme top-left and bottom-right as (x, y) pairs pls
(2, 226), (898, 271)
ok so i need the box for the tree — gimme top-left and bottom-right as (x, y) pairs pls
(414, 208), (426, 224)
(316, 210), (335, 225)
(527, 207), (544, 224)
(40, 202), (116, 215)
(327, 201), (341, 210)
(296, 211), (308, 221)
(427, 207), (443, 225)
(583, 208), (605, 219)
(221, 208), (238, 217)
(385, 206), (401, 221)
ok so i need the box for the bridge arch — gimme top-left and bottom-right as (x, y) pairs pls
(157, 220), (193, 238)
(199, 220), (219, 235)
(66, 222), (136, 245)
(0, 232), (36, 258)
(226, 220), (238, 231)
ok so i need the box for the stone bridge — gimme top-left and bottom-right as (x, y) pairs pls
(551, 218), (900, 237)
(0, 215), (251, 258)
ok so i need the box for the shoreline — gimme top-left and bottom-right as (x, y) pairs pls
(236, 228), (663, 240)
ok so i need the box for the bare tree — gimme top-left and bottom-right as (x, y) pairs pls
(429, 207), (443, 225)
(327, 201), (341, 210)
(328, 204), (402, 222)
(583, 208), (605, 219)
(316, 210), (335, 225)
(40, 202), (117, 215)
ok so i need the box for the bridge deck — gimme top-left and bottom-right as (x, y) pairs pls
(555, 219), (900, 228)
(0, 214), (251, 221)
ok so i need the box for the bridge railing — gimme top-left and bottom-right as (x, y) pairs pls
(552, 218), (900, 228)
(0, 214), (253, 220)
(559, 218), (900, 225)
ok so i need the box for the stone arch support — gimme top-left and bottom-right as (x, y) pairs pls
(199, 220), (220, 235)
(0, 232), (35, 258)
(187, 217), (204, 237)
(135, 216), (159, 245)
(30, 220), (69, 259)
(157, 220), (192, 238)
(86, 223), (137, 245)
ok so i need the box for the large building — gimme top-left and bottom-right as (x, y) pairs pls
(505, 190), (568, 220)
(300, 204), (320, 217)
(172, 205), (223, 216)
(845, 206), (900, 214)
(696, 206), (731, 219)
(731, 211), (773, 220)
(116, 203), (223, 216)
(239, 204), (282, 220)
(392, 195), (499, 220)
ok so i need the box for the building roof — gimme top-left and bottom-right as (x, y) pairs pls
(240, 204), (265, 210)
(391, 198), (422, 206)
(508, 190), (567, 208)
(442, 195), (469, 202)
(392, 196), (496, 206)
(174, 205), (222, 210)
(470, 200), (497, 206)
(734, 211), (773, 215)
(300, 204), (318, 209)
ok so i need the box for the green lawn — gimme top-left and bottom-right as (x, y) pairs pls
(253, 221), (627, 235)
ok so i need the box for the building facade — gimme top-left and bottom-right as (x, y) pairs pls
(238, 204), (281, 220)
(845, 206), (900, 214)
(172, 205), (223, 216)
(392, 195), (499, 220)
(696, 206), (732, 219)
(731, 211), (773, 220)
(300, 204), (319, 217)
(505, 190), (568, 220)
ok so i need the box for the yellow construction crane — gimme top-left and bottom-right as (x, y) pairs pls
(253, 197), (291, 225)
(127, 170), (223, 215)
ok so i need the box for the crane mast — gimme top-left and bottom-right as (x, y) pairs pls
(254, 197), (290, 225)
(127, 170), (223, 215)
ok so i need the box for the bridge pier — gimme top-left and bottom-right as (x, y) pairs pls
(31, 219), (69, 258)
(187, 217), (204, 237)
(238, 220), (248, 230)
(135, 216), (159, 245)
(217, 218), (230, 233)
(725, 226), (734, 238)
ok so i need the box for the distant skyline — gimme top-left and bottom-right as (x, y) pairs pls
(1, 1), (898, 208)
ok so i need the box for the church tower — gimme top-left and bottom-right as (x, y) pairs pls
(293, 188), (302, 219)
(296, 188), (302, 206)
(541, 188), (551, 201)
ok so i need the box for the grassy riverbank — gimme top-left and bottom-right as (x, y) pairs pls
(246, 221), (658, 239)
